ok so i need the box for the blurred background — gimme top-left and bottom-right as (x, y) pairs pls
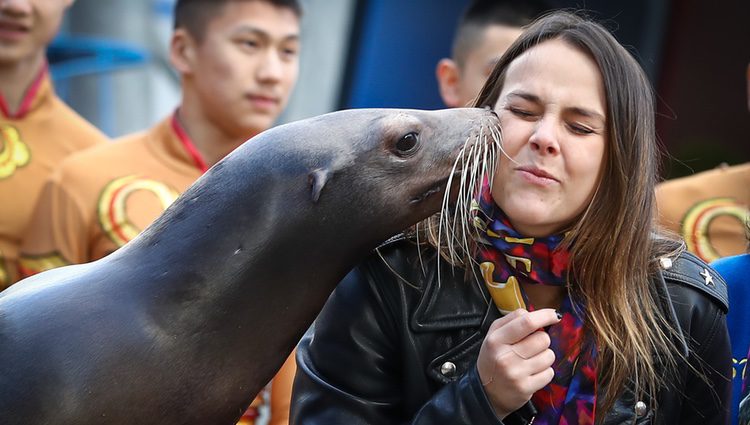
(53, 0), (748, 178)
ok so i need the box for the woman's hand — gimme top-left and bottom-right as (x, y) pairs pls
(477, 308), (560, 418)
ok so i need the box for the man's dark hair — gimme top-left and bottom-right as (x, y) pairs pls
(451, 0), (549, 66)
(174, 0), (302, 42)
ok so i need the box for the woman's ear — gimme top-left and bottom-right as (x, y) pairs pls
(436, 58), (462, 108)
(170, 28), (197, 76)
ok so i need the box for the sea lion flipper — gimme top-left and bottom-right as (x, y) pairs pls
(308, 168), (330, 203)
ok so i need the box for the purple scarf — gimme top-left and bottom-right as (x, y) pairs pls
(474, 184), (597, 425)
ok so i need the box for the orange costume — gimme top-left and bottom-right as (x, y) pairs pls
(0, 66), (106, 289)
(19, 114), (205, 268)
(656, 163), (750, 262)
(19, 112), (295, 424)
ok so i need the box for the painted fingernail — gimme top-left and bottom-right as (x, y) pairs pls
(555, 310), (562, 320)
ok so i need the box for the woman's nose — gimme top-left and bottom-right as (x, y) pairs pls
(529, 117), (560, 155)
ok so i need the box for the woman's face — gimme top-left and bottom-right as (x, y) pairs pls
(492, 38), (607, 237)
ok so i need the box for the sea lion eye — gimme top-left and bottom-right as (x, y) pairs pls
(395, 132), (419, 154)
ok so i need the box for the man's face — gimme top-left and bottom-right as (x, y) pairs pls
(0, 0), (72, 65)
(455, 25), (523, 107)
(185, 0), (300, 139)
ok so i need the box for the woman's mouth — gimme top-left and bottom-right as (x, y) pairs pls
(516, 166), (559, 186)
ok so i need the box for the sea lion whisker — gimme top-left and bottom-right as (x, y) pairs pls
(441, 170), (460, 262)
(453, 138), (476, 256)
(446, 160), (464, 255)
(434, 114), (502, 287)
(375, 247), (420, 290)
(414, 222), (428, 277)
(455, 134), (483, 261)
(462, 139), (484, 253)
(457, 142), (478, 256)
(436, 134), (473, 285)
(490, 124), (513, 167)
(461, 138), (486, 285)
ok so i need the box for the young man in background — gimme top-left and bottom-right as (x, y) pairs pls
(0, 0), (106, 289)
(435, 0), (548, 108)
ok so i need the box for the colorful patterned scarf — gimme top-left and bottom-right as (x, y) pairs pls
(473, 184), (597, 425)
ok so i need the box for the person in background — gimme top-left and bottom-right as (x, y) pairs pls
(19, 0), (301, 424)
(435, 0), (548, 108)
(656, 162), (749, 263)
(0, 0), (106, 289)
(658, 63), (750, 425)
(714, 219), (750, 425)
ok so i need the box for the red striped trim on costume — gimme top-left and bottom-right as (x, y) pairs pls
(0, 63), (47, 119)
(171, 112), (208, 173)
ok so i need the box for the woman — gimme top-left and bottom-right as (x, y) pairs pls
(291, 11), (731, 424)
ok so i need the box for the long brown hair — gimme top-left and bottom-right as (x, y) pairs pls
(424, 11), (683, 414)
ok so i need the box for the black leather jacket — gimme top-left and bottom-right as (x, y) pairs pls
(292, 237), (731, 425)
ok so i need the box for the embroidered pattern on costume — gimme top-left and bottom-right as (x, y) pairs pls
(18, 251), (69, 277)
(0, 250), (8, 288)
(0, 125), (30, 179)
(97, 175), (179, 246)
(681, 197), (748, 262)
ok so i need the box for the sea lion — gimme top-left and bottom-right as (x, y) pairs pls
(0, 107), (499, 425)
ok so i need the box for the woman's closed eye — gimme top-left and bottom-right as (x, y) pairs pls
(567, 123), (595, 135)
(508, 106), (537, 119)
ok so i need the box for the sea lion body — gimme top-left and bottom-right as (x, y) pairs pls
(0, 108), (498, 424)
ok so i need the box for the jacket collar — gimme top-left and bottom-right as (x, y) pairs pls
(410, 255), (489, 332)
(660, 250), (728, 312)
